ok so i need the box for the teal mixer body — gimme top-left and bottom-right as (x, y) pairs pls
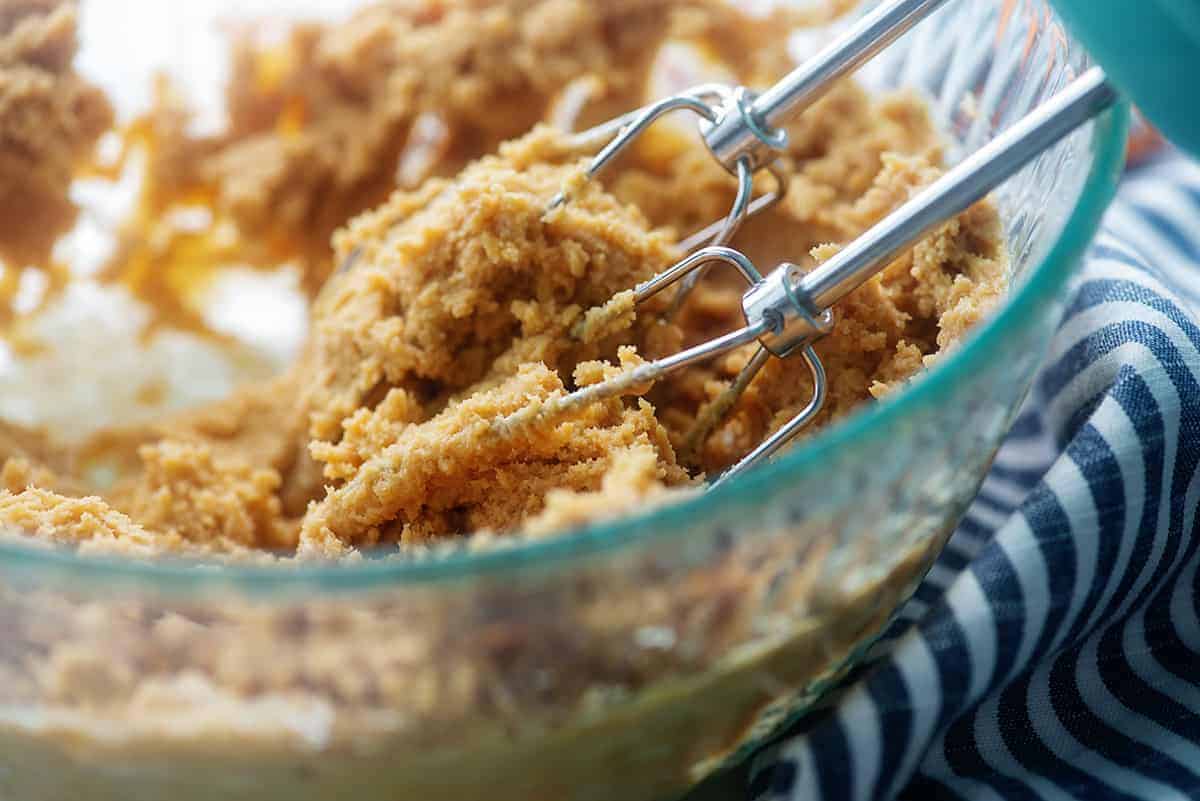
(1050, 0), (1200, 156)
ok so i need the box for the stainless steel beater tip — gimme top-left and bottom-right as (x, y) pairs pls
(490, 246), (836, 483)
(546, 83), (789, 255)
(548, 87), (724, 215)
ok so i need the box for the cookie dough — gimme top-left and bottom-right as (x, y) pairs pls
(306, 128), (682, 449)
(0, 0), (112, 323)
(0, 0), (1005, 559)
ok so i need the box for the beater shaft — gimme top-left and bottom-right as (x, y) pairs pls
(702, 0), (952, 173)
(798, 67), (1117, 312)
(755, 0), (950, 131)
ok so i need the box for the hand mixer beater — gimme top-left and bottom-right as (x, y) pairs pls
(511, 0), (1118, 485)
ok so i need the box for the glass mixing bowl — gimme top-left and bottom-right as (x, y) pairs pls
(0, 1), (1127, 800)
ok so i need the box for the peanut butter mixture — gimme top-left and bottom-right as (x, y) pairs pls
(0, 0), (1006, 561)
(306, 129), (682, 450)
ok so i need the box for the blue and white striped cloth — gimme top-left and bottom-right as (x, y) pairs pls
(750, 150), (1200, 801)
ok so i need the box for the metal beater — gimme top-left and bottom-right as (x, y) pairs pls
(521, 0), (1118, 484)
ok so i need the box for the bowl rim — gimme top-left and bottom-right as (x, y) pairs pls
(0, 98), (1131, 593)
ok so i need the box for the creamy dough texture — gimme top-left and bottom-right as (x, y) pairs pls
(0, 0), (1006, 560)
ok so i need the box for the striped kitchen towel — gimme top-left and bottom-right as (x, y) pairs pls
(749, 149), (1200, 801)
